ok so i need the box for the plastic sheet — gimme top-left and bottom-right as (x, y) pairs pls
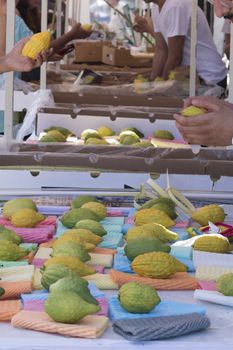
(16, 90), (55, 141)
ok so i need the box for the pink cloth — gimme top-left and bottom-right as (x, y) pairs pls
(198, 280), (217, 291)
(2, 227), (54, 243)
(24, 300), (44, 312)
(32, 258), (46, 268)
(126, 217), (134, 225)
(96, 297), (108, 316)
(107, 209), (124, 217)
(0, 216), (56, 226)
(93, 265), (104, 274)
(23, 297), (108, 316)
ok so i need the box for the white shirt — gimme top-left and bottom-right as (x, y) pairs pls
(151, 0), (227, 85)
(108, 3), (126, 40)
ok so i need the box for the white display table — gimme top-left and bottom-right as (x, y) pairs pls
(1, 290), (233, 350)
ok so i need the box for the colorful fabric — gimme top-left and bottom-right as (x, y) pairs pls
(113, 313), (210, 341)
(109, 297), (206, 321)
(84, 274), (119, 290)
(0, 300), (22, 321)
(88, 253), (113, 268)
(109, 270), (199, 290)
(12, 311), (109, 338)
(0, 281), (32, 299)
(0, 265), (35, 282)
(196, 265), (233, 281)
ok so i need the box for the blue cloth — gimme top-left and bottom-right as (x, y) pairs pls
(101, 217), (125, 225)
(56, 219), (124, 249)
(113, 253), (133, 274)
(170, 246), (193, 259)
(88, 282), (105, 298)
(0, 260), (28, 267)
(171, 228), (190, 241)
(98, 231), (123, 249)
(114, 252), (194, 273)
(176, 257), (195, 272)
(122, 223), (133, 235)
(109, 298), (206, 321)
(21, 291), (49, 303)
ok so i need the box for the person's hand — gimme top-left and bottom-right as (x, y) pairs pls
(133, 15), (153, 34)
(215, 0), (233, 21)
(174, 96), (233, 146)
(5, 37), (51, 72)
(183, 95), (233, 110)
(69, 23), (92, 40)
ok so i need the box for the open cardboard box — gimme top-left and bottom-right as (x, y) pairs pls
(74, 40), (112, 63)
(102, 46), (153, 67)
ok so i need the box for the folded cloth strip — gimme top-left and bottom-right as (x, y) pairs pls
(84, 273), (119, 290)
(39, 239), (55, 248)
(109, 270), (199, 290)
(113, 313), (210, 341)
(193, 251), (233, 269)
(32, 269), (43, 290)
(11, 311), (109, 339)
(113, 253), (195, 274)
(2, 227), (54, 243)
(194, 289), (233, 307)
(92, 247), (116, 255)
(0, 281), (32, 299)
(22, 297), (108, 316)
(0, 265), (35, 282)
(195, 265), (233, 281)
(88, 253), (113, 268)
(0, 216), (57, 226)
(109, 297), (206, 321)
(0, 300), (22, 321)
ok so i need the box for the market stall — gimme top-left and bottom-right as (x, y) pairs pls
(1, 1), (233, 349)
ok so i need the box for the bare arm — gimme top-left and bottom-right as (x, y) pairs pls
(162, 35), (184, 80)
(0, 37), (49, 73)
(150, 32), (168, 80)
(50, 23), (91, 53)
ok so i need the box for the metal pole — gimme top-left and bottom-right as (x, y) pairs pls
(40, 0), (48, 90)
(228, 23), (233, 102)
(56, 0), (62, 72)
(4, 0), (15, 140)
(64, 0), (70, 64)
(189, 0), (198, 97)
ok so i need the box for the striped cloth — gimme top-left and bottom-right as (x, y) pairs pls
(109, 270), (199, 290)
(113, 313), (210, 341)
(12, 311), (109, 338)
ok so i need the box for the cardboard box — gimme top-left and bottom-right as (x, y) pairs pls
(74, 40), (111, 63)
(102, 46), (153, 67)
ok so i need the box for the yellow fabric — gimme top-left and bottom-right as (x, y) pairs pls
(32, 268), (43, 290)
(0, 265), (35, 282)
(34, 247), (52, 260)
(196, 266), (233, 281)
(88, 253), (113, 268)
(12, 311), (109, 338)
(84, 273), (118, 290)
